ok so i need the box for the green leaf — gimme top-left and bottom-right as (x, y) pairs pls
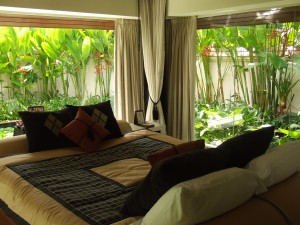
(81, 36), (91, 62)
(0, 62), (9, 72)
(66, 39), (81, 62)
(278, 128), (300, 139)
(10, 79), (22, 87)
(41, 42), (58, 59)
(7, 52), (16, 67)
(268, 54), (287, 70)
(8, 27), (18, 50)
(57, 29), (66, 43)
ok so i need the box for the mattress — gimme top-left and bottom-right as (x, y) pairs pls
(198, 171), (300, 225)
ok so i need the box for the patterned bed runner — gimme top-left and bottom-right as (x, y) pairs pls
(9, 137), (171, 225)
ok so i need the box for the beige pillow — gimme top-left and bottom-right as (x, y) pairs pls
(141, 167), (266, 225)
(246, 139), (300, 187)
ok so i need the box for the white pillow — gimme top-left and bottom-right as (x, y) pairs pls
(141, 167), (266, 225)
(246, 139), (300, 187)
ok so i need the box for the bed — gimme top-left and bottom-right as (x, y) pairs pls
(0, 100), (187, 225)
(1, 102), (300, 225)
(0, 128), (186, 225)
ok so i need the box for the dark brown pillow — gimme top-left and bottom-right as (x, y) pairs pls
(217, 126), (275, 168)
(60, 108), (110, 152)
(19, 108), (76, 152)
(147, 139), (205, 166)
(122, 148), (228, 216)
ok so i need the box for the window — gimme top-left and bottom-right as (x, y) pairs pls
(195, 6), (300, 146)
(0, 15), (115, 133)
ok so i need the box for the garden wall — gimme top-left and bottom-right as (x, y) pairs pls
(197, 56), (300, 113)
(0, 59), (114, 101)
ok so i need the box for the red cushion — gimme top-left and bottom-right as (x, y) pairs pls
(147, 139), (205, 166)
(60, 108), (110, 152)
(147, 146), (177, 166)
(175, 139), (205, 153)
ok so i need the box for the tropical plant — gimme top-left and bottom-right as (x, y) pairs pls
(30, 28), (66, 99)
(0, 26), (115, 130)
(87, 29), (114, 100)
(195, 21), (300, 146)
(196, 30), (215, 102)
(0, 127), (14, 138)
(0, 27), (115, 101)
(196, 22), (300, 116)
(62, 29), (91, 100)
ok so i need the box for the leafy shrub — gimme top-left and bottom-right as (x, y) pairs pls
(0, 127), (14, 138)
(195, 100), (300, 147)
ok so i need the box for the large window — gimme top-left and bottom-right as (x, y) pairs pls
(0, 16), (115, 138)
(195, 6), (300, 146)
(0, 27), (114, 100)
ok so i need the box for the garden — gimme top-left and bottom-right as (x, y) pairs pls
(195, 22), (300, 147)
(1, 22), (300, 147)
(0, 27), (114, 138)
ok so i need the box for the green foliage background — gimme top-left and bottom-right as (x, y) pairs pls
(0, 27), (114, 120)
(195, 22), (300, 146)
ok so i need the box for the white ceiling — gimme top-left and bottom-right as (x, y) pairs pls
(167, 0), (300, 18)
(0, 0), (299, 20)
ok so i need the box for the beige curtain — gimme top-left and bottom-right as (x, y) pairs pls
(140, 0), (166, 124)
(114, 19), (144, 123)
(166, 17), (197, 141)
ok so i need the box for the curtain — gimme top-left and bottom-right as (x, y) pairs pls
(114, 19), (144, 122)
(140, 0), (166, 124)
(166, 17), (197, 141)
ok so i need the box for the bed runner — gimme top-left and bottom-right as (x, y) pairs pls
(9, 137), (171, 225)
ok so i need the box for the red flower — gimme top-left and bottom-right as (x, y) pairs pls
(95, 66), (101, 74)
(268, 29), (279, 39)
(202, 47), (211, 56)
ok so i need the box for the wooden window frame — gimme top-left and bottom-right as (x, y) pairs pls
(0, 14), (114, 29)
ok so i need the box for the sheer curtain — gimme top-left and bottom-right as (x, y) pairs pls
(166, 17), (197, 141)
(140, 0), (166, 124)
(114, 19), (144, 122)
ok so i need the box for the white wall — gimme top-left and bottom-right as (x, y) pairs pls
(0, 59), (113, 101)
(168, 0), (300, 18)
(197, 56), (300, 113)
(0, 0), (138, 19)
(56, 59), (114, 99)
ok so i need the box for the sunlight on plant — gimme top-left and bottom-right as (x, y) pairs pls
(195, 21), (300, 146)
(0, 27), (114, 102)
(0, 27), (115, 136)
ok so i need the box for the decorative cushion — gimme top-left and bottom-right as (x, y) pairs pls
(246, 139), (300, 187)
(141, 168), (267, 225)
(217, 126), (275, 168)
(121, 148), (228, 216)
(60, 108), (111, 152)
(147, 146), (177, 166)
(66, 100), (122, 139)
(19, 108), (76, 152)
(147, 139), (205, 166)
